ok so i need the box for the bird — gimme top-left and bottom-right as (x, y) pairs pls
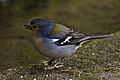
(24, 18), (110, 68)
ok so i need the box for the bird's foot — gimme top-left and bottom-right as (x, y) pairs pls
(45, 62), (63, 70)
(53, 62), (63, 69)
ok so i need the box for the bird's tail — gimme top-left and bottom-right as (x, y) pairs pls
(78, 34), (111, 45)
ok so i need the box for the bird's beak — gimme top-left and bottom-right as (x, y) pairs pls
(24, 24), (32, 30)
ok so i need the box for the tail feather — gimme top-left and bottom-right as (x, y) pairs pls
(78, 35), (111, 45)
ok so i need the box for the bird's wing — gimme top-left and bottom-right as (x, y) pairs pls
(54, 31), (110, 46)
(49, 24), (110, 46)
(53, 30), (87, 46)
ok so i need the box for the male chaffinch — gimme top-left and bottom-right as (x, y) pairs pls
(24, 18), (110, 68)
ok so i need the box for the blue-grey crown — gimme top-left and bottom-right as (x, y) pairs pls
(30, 18), (54, 37)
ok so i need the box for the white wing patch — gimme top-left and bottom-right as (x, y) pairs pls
(61, 36), (72, 44)
(52, 39), (59, 42)
(51, 35), (73, 45)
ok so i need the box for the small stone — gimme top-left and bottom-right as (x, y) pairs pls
(20, 76), (23, 78)
(46, 75), (49, 77)
(33, 78), (36, 80)
(91, 53), (95, 55)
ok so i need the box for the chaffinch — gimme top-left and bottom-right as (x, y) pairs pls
(24, 18), (110, 67)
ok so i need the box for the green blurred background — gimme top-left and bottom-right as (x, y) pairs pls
(0, 0), (120, 71)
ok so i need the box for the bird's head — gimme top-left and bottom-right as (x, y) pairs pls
(24, 18), (54, 37)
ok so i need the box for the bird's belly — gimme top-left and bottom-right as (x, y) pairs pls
(33, 36), (78, 58)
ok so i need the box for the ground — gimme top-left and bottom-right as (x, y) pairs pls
(0, 31), (120, 80)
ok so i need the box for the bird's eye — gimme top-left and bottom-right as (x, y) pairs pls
(33, 25), (37, 28)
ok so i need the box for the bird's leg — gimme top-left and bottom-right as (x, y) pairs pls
(48, 58), (55, 65)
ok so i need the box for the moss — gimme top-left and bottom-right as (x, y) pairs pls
(0, 31), (120, 79)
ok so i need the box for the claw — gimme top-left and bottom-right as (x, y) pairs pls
(45, 62), (63, 70)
